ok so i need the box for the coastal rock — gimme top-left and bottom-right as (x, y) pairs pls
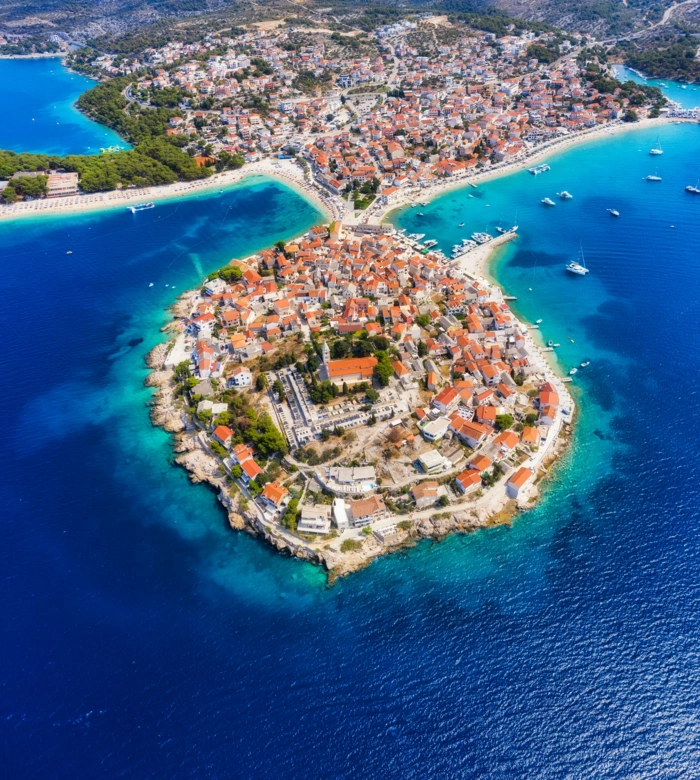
(146, 343), (169, 369)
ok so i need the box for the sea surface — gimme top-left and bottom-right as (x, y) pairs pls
(0, 58), (128, 155)
(613, 63), (700, 109)
(2, 120), (700, 776)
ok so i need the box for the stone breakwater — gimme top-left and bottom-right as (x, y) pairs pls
(145, 293), (573, 581)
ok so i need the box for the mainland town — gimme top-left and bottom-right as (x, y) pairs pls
(1, 12), (697, 212)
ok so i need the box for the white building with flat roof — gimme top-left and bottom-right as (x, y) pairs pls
(297, 505), (331, 535)
(332, 498), (349, 530)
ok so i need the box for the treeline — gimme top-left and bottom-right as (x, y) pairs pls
(446, 8), (558, 37)
(622, 38), (700, 83)
(76, 76), (175, 144)
(0, 136), (213, 195)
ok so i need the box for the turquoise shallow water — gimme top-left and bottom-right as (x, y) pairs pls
(0, 58), (128, 154)
(2, 122), (700, 775)
(613, 64), (700, 109)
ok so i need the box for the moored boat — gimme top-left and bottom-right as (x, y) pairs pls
(566, 245), (590, 276)
(129, 202), (155, 213)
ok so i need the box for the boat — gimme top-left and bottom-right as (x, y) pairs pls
(529, 164), (551, 175)
(566, 245), (590, 276)
(649, 138), (663, 156)
(607, 208), (620, 217)
(417, 212), (424, 217)
(646, 174), (662, 181)
(580, 361), (590, 367)
(423, 239), (438, 248)
(541, 197), (556, 207)
(148, 282), (154, 287)
(557, 191), (573, 200)
(553, 343), (561, 348)
(569, 367), (578, 375)
(66, 250), (72, 255)
(685, 181), (700, 194)
(535, 319), (543, 324)
(129, 202), (155, 213)
(458, 222), (464, 227)
(547, 340), (554, 347)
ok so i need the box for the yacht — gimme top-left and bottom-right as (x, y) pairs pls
(646, 174), (662, 182)
(608, 208), (620, 217)
(529, 164), (551, 175)
(423, 239), (438, 248)
(649, 139), (663, 155)
(557, 191), (573, 200)
(129, 202), (155, 213)
(685, 181), (700, 194)
(565, 246), (590, 276)
(541, 197), (556, 207)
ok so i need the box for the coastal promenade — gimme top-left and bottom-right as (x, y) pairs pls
(362, 115), (697, 226)
(0, 158), (344, 223)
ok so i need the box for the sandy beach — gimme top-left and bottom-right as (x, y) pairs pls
(0, 158), (339, 223)
(369, 115), (696, 225)
(2, 115), (693, 227)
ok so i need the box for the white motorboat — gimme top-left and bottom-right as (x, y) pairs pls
(565, 245), (590, 276)
(608, 208), (620, 217)
(557, 191), (573, 200)
(646, 175), (662, 182)
(541, 197), (556, 207)
(569, 367), (578, 375)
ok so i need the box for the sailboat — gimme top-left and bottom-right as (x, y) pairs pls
(566, 245), (589, 276)
(685, 180), (700, 194)
(650, 137), (663, 155)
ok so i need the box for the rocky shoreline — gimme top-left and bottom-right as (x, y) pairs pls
(145, 295), (574, 581)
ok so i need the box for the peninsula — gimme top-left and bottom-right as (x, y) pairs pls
(147, 217), (574, 580)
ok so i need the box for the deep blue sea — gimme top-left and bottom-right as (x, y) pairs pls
(0, 58), (127, 154)
(2, 120), (700, 776)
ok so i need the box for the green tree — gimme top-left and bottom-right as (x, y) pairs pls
(374, 350), (394, 387)
(273, 379), (286, 402)
(495, 414), (514, 430)
(174, 360), (191, 381)
(415, 314), (431, 328)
